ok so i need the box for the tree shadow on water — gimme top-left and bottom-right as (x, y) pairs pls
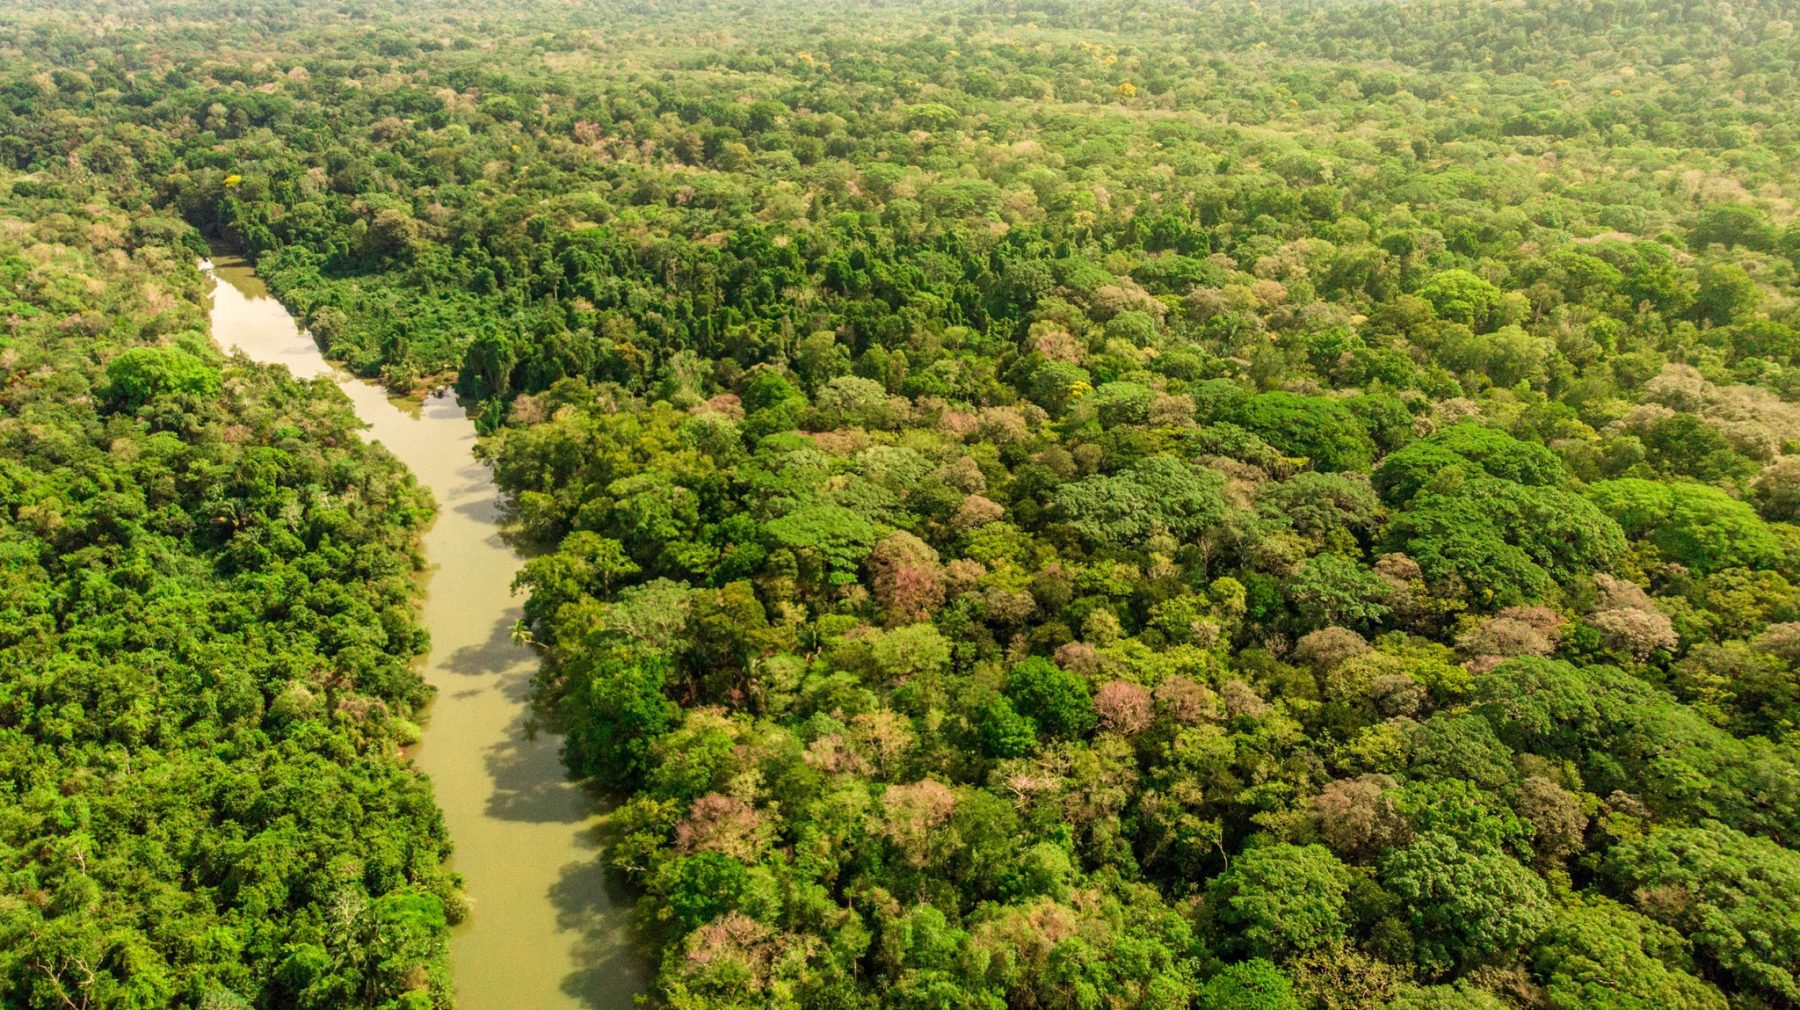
(550, 824), (650, 1006)
(438, 613), (534, 700)
(432, 611), (578, 825)
(480, 704), (587, 825)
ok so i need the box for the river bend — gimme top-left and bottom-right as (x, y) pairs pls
(206, 257), (639, 1009)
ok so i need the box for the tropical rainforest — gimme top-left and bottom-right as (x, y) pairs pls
(7, 0), (1800, 1008)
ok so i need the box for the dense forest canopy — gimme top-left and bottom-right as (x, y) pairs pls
(0, 176), (455, 1005)
(6, 0), (1800, 1008)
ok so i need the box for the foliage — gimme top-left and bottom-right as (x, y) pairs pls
(8, 0), (1800, 1006)
(1588, 478), (1787, 573)
(0, 182), (450, 1008)
(1604, 822), (1800, 1005)
(1388, 479), (1625, 608)
(1207, 843), (1351, 959)
(1373, 424), (1567, 507)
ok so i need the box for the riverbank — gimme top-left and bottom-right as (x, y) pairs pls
(206, 256), (642, 1009)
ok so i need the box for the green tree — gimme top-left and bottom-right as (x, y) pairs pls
(1053, 456), (1227, 549)
(102, 344), (220, 411)
(1198, 960), (1300, 1010)
(1532, 897), (1726, 1010)
(1588, 478), (1785, 572)
(1382, 831), (1550, 973)
(1374, 423), (1568, 506)
(1237, 392), (1378, 472)
(1286, 554), (1392, 631)
(1389, 479), (1625, 608)
(560, 647), (678, 791)
(1693, 263), (1762, 325)
(1418, 269), (1503, 328)
(1691, 203), (1774, 250)
(1605, 823), (1800, 1005)
(1208, 843), (1352, 959)
(764, 503), (881, 585)
(655, 852), (751, 933)
(1004, 656), (1096, 739)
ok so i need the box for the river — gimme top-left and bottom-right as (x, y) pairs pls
(205, 256), (641, 1010)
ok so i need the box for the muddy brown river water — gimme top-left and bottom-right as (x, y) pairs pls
(207, 256), (641, 1009)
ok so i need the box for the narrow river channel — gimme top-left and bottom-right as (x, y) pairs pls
(205, 256), (641, 1010)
